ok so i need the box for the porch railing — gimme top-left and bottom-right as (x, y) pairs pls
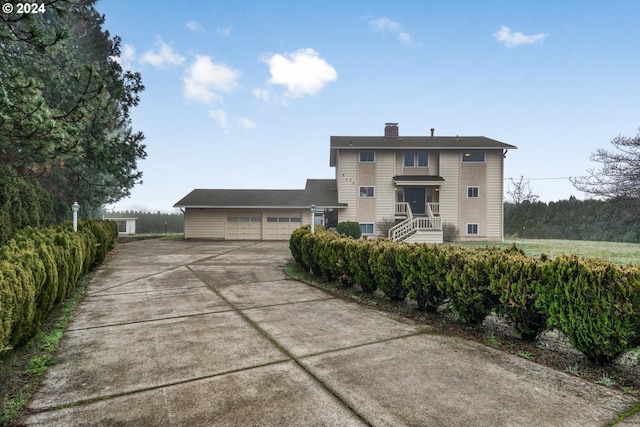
(395, 202), (439, 217)
(389, 216), (442, 241)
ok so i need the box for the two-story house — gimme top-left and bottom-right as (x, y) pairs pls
(174, 123), (516, 242)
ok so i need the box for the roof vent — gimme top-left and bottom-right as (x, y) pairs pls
(384, 123), (399, 139)
(430, 128), (435, 137)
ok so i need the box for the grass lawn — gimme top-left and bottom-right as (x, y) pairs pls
(455, 239), (640, 265)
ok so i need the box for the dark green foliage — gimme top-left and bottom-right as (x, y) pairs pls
(537, 255), (640, 364)
(346, 240), (376, 293)
(336, 221), (362, 239)
(0, 220), (118, 355)
(444, 248), (500, 326)
(504, 198), (640, 243)
(488, 252), (548, 341)
(370, 241), (407, 301)
(103, 210), (184, 234)
(289, 226), (640, 365)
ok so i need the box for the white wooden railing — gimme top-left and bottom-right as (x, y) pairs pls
(395, 202), (439, 217)
(389, 216), (442, 241)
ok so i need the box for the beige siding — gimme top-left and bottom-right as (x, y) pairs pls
(438, 151), (460, 230)
(184, 209), (225, 239)
(337, 150), (358, 222)
(459, 162), (487, 239)
(485, 150), (504, 240)
(357, 162), (376, 223)
(375, 151), (396, 220)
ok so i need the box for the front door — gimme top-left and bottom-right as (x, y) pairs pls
(405, 188), (425, 214)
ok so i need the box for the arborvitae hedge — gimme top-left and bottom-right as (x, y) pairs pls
(0, 220), (117, 354)
(289, 225), (640, 365)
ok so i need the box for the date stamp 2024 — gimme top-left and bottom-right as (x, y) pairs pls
(2, 2), (46, 14)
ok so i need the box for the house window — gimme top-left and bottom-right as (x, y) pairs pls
(359, 186), (375, 198)
(467, 223), (479, 235)
(403, 151), (429, 167)
(267, 217), (277, 222)
(403, 152), (415, 167)
(467, 186), (480, 198)
(462, 151), (485, 162)
(360, 151), (375, 162)
(360, 223), (375, 235)
(417, 151), (429, 167)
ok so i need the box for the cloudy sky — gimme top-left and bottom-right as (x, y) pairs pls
(96, 0), (640, 212)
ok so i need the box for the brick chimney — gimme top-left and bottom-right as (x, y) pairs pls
(384, 123), (399, 139)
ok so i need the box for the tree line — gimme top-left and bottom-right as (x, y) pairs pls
(105, 211), (184, 234)
(504, 197), (640, 243)
(1, 0), (146, 241)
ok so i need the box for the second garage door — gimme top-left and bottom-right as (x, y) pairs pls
(264, 212), (302, 240)
(226, 214), (262, 240)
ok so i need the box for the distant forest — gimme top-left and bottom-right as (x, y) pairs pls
(106, 211), (184, 234)
(504, 197), (640, 243)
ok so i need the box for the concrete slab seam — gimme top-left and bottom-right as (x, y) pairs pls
(66, 309), (238, 332)
(26, 358), (292, 415)
(186, 264), (376, 427)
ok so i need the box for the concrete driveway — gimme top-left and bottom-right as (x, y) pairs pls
(23, 239), (639, 426)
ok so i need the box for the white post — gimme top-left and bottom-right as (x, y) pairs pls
(310, 204), (316, 234)
(72, 201), (80, 232)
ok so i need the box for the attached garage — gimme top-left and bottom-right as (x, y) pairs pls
(174, 180), (345, 241)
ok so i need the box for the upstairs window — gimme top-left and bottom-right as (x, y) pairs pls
(404, 151), (429, 167)
(403, 152), (415, 167)
(467, 186), (480, 198)
(359, 186), (375, 198)
(360, 151), (375, 162)
(462, 151), (485, 162)
(417, 151), (429, 167)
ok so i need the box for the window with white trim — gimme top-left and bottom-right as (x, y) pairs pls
(360, 223), (374, 234)
(403, 152), (415, 167)
(359, 186), (375, 198)
(403, 151), (429, 167)
(467, 186), (480, 198)
(467, 223), (479, 235)
(359, 151), (375, 162)
(417, 151), (429, 167)
(462, 151), (485, 162)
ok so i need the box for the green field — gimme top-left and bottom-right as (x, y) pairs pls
(456, 239), (640, 266)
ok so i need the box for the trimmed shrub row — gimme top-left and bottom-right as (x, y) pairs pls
(289, 225), (640, 365)
(0, 220), (118, 354)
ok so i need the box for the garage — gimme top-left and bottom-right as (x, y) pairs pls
(174, 179), (345, 241)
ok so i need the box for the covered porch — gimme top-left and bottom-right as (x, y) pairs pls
(390, 175), (444, 242)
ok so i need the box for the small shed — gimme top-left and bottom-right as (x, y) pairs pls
(104, 217), (137, 235)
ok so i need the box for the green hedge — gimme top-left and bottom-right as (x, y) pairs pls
(289, 226), (640, 365)
(0, 220), (117, 354)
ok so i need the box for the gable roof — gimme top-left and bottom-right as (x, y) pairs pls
(173, 179), (345, 209)
(330, 135), (517, 166)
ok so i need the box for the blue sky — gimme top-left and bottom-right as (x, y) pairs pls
(96, 0), (640, 212)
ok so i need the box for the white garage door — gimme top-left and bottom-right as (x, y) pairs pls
(226, 215), (262, 240)
(265, 212), (302, 240)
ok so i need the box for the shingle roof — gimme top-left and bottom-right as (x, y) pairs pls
(173, 179), (345, 209)
(330, 135), (517, 166)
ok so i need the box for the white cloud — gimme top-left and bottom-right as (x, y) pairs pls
(260, 48), (337, 100)
(369, 17), (412, 44)
(184, 55), (240, 104)
(112, 43), (136, 70)
(140, 39), (185, 68)
(217, 26), (232, 37)
(208, 109), (255, 131)
(186, 20), (205, 33)
(494, 26), (547, 48)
